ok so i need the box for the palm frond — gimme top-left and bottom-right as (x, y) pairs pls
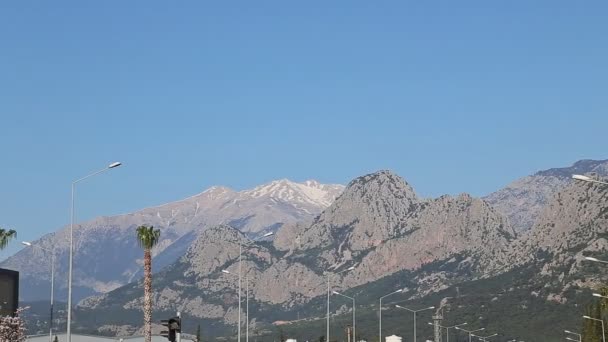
(136, 225), (161, 249)
(0, 228), (17, 250)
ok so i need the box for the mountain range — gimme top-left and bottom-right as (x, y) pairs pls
(1, 179), (344, 300)
(7, 159), (608, 341)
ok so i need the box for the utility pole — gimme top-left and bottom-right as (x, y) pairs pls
(327, 275), (330, 342)
(433, 310), (443, 342)
(177, 311), (182, 342)
(239, 243), (242, 342)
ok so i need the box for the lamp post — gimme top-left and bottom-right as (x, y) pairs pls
(67, 161), (122, 342)
(238, 242), (242, 342)
(456, 327), (485, 342)
(573, 175), (608, 186)
(565, 330), (582, 342)
(22, 241), (55, 342)
(584, 315), (606, 342)
(472, 333), (497, 342)
(245, 231), (274, 342)
(333, 291), (356, 342)
(586, 257), (608, 264)
(575, 173), (608, 270)
(378, 289), (403, 342)
(594, 293), (608, 299)
(395, 305), (435, 342)
(246, 276), (250, 342)
(428, 322), (467, 342)
(223, 269), (246, 342)
(225, 231), (274, 342)
(326, 266), (355, 342)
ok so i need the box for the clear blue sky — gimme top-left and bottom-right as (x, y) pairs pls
(1, 1), (607, 260)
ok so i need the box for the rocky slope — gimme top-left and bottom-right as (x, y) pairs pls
(484, 159), (608, 233)
(1, 179), (343, 301)
(76, 170), (518, 333)
(504, 174), (608, 300)
(21, 160), (608, 341)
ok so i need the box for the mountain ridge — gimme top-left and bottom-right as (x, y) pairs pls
(484, 159), (608, 233)
(1, 178), (344, 301)
(17, 159), (608, 341)
(76, 169), (519, 331)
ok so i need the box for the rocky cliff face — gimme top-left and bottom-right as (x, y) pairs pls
(484, 159), (608, 233)
(287, 171), (516, 295)
(291, 170), (421, 253)
(504, 175), (608, 300)
(77, 170), (519, 330)
(1, 179), (344, 301)
(77, 224), (327, 325)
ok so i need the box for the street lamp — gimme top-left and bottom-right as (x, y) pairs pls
(326, 266), (355, 342)
(565, 329), (582, 342)
(222, 269), (250, 342)
(594, 293), (608, 299)
(333, 291), (356, 342)
(472, 333), (497, 342)
(378, 289), (404, 342)
(573, 175), (608, 186)
(395, 305), (435, 342)
(260, 232), (274, 238)
(456, 326), (485, 342)
(246, 231), (273, 342)
(428, 322), (467, 342)
(67, 161), (122, 342)
(586, 256), (608, 264)
(233, 231), (275, 342)
(584, 315), (606, 342)
(22, 241), (55, 342)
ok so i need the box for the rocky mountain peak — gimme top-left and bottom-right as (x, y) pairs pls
(484, 159), (608, 233)
(193, 224), (244, 245)
(303, 179), (321, 187)
(199, 186), (235, 199)
(180, 225), (271, 277)
(343, 169), (418, 205)
(535, 159), (608, 179)
(501, 175), (608, 295)
(290, 170), (422, 255)
(240, 179), (344, 208)
(2, 177), (344, 301)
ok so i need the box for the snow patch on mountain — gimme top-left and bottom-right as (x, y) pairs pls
(240, 179), (344, 207)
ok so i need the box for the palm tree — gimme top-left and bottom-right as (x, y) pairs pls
(0, 228), (16, 250)
(136, 225), (161, 342)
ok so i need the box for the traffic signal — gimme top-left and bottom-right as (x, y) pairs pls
(0, 268), (19, 317)
(160, 316), (181, 342)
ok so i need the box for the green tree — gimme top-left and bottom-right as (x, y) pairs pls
(582, 301), (604, 342)
(136, 225), (161, 342)
(599, 287), (608, 312)
(0, 228), (16, 250)
(196, 324), (201, 342)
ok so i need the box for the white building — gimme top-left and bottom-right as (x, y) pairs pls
(385, 335), (402, 342)
(26, 333), (194, 342)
